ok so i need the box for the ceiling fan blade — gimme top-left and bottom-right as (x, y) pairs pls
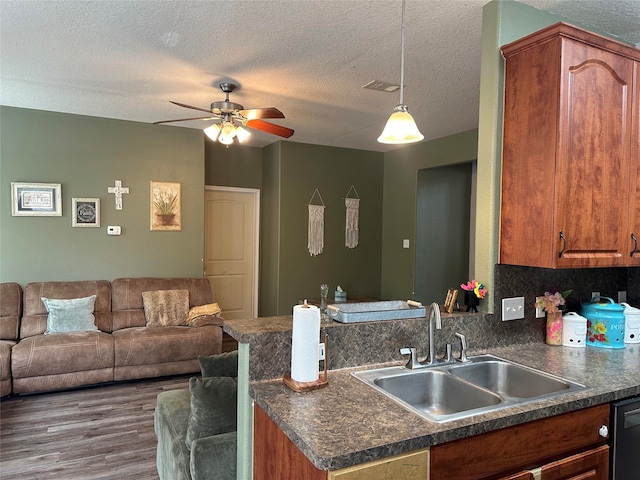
(154, 116), (215, 125)
(239, 108), (285, 120)
(169, 101), (212, 114)
(245, 119), (294, 138)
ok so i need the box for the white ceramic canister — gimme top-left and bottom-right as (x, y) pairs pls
(621, 303), (640, 344)
(561, 312), (587, 347)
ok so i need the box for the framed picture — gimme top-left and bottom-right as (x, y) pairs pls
(11, 182), (62, 216)
(150, 181), (181, 231)
(72, 198), (100, 227)
(443, 288), (458, 314)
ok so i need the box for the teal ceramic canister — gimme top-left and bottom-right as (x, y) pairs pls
(581, 297), (626, 349)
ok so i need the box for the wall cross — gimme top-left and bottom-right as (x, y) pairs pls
(107, 180), (130, 210)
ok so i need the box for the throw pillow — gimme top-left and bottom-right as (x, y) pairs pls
(43, 295), (99, 334)
(199, 351), (238, 378)
(141, 289), (189, 327)
(185, 376), (238, 451)
(186, 302), (221, 325)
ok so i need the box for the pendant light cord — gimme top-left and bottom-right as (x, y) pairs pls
(399, 0), (406, 106)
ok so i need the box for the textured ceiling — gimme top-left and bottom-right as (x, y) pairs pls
(1, 0), (639, 152)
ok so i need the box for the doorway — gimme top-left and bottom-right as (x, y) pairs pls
(415, 162), (474, 306)
(204, 186), (259, 320)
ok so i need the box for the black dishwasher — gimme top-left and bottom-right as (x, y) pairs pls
(611, 396), (640, 480)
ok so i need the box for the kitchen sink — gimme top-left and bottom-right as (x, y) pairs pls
(351, 354), (586, 423)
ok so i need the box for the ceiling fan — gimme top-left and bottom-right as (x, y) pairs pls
(154, 82), (294, 145)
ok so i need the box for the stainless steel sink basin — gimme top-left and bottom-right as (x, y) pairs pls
(448, 358), (572, 398)
(351, 354), (586, 423)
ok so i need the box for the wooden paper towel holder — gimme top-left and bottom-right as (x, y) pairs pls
(283, 333), (329, 392)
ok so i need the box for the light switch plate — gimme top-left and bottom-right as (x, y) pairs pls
(502, 296), (525, 321)
(402, 239), (410, 249)
(618, 291), (627, 303)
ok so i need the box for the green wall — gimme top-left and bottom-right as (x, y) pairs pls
(261, 141), (384, 315)
(205, 141), (262, 189)
(381, 129), (478, 301)
(0, 107), (206, 284)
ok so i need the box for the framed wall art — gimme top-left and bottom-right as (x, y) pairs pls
(11, 182), (62, 216)
(150, 181), (181, 231)
(72, 198), (100, 227)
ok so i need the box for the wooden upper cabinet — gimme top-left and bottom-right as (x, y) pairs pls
(500, 22), (640, 268)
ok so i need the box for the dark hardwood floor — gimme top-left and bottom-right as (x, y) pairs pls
(1, 375), (192, 480)
(0, 338), (238, 479)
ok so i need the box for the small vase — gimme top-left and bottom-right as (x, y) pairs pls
(465, 292), (480, 313)
(546, 312), (562, 345)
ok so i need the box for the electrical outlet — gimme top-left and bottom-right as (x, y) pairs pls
(502, 296), (525, 321)
(618, 291), (627, 303)
(535, 297), (545, 318)
(592, 291), (600, 300)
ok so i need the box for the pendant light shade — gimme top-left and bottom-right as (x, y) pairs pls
(377, 105), (424, 144)
(377, 0), (423, 144)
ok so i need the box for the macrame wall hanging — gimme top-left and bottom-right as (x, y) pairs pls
(308, 189), (325, 256)
(344, 185), (360, 249)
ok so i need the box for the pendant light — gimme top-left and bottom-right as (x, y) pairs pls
(377, 0), (424, 144)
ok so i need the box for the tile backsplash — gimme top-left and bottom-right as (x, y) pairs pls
(494, 264), (640, 322)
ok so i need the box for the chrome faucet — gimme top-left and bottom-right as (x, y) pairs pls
(400, 302), (450, 369)
(426, 302), (442, 365)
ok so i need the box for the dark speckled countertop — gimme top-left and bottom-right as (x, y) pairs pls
(224, 315), (640, 471)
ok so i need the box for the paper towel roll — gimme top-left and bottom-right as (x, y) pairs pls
(291, 304), (320, 382)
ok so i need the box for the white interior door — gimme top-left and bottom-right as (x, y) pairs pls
(205, 187), (259, 320)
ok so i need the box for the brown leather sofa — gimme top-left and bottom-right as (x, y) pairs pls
(8, 278), (222, 395)
(0, 282), (22, 397)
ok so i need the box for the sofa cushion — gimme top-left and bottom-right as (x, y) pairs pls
(43, 295), (98, 334)
(111, 278), (213, 331)
(21, 281), (112, 338)
(185, 376), (237, 451)
(11, 331), (114, 379)
(142, 289), (189, 327)
(199, 351), (238, 378)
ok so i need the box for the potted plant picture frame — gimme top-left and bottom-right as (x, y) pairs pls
(72, 198), (100, 227)
(150, 181), (181, 231)
(11, 182), (62, 216)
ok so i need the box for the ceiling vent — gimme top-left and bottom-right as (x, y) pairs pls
(362, 80), (401, 93)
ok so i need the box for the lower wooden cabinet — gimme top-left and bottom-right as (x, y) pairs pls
(431, 404), (609, 480)
(254, 404), (609, 480)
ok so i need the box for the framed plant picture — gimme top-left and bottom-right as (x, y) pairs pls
(150, 181), (181, 231)
(11, 182), (62, 216)
(72, 198), (100, 227)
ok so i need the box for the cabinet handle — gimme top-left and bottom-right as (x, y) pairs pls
(558, 231), (566, 258)
(631, 233), (638, 257)
(599, 425), (609, 437)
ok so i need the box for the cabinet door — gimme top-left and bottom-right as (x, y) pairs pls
(540, 445), (609, 480)
(554, 38), (635, 267)
(630, 60), (640, 265)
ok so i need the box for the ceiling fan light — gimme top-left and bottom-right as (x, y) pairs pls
(377, 105), (424, 144)
(219, 122), (237, 144)
(235, 126), (251, 143)
(204, 123), (221, 141)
